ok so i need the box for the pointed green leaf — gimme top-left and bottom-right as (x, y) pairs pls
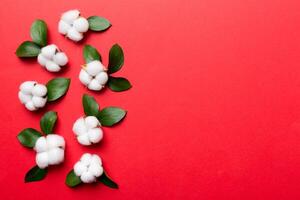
(108, 44), (124, 74)
(25, 165), (47, 182)
(108, 76), (131, 92)
(99, 171), (118, 189)
(40, 111), (57, 134)
(16, 41), (41, 57)
(66, 170), (82, 187)
(46, 78), (70, 102)
(30, 19), (47, 47)
(83, 44), (101, 63)
(97, 107), (126, 127)
(17, 128), (42, 148)
(87, 16), (111, 31)
(82, 94), (99, 117)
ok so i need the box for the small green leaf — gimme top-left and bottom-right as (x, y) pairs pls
(16, 41), (41, 57)
(82, 94), (99, 117)
(99, 171), (118, 189)
(25, 165), (47, 182)
(108, 77), (132, 92)
(40, 111), (57, 134)
(46, 78), (71, 102)
(87, 16), (111, 31)
(97, 107), (126, 127)
(66, 170), (82, 187)
(83, 44), (101, 63)
(17, 128), (42, 148)
(108, 44), (124, 74)
(30, 19), (47, 47)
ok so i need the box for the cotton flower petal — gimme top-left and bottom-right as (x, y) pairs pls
(36, 152), (49, 169)
(85, 116), (99, 129)
(25, 101), (37, 111)
(34, 137), (47, 153)
(91, 155), (102, 166)
(73, 117), (88, 136)
(88, 128), (103, 144)
(61, 9), (80, 24)
(20, 81), (36, 94)
(45, 60), (61, 72)
(81, 171), (96, 183)
(95, 72), (108, 85)
(32, 96), (47, 108)
(32, 84), (47, 97)
(53, 52), (68, 66)
(37, 54), (49, 66)
(73, 17), (89, 33)
(88, 79), (103, 91)
(80, 153), (92, 165)
(67, 28), (83, 42)
(89, 164), (103, 177)
(79, 69), (92, 85)
(86, 60), (104, 76)
(18, 91), (32, 104)
(47, 134), (65, 149)
(41, 44), (57, 59)
(77, 134), (91, 146)
(47, 148), (64, 165)
(74, 162), (87, 176)
(58, 20), (71, 35)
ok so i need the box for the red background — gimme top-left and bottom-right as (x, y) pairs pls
(0, 0), (300, 199)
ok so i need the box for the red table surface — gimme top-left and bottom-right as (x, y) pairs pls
(1, 0), (300, 199)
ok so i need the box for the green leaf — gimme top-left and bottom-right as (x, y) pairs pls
(83, 44), (101, 63)
(17, 128), (42, 148)
(82, 94), (99, 117)
(99, 171), (118, 189)
(108, 77), (131, 92)
(16, 41), (41, 57)
(108, 44), (124, 74)
(46, 78), (71, 102)
(66, 170), (82, 187)
(40, 111), (57, 134)
(25, 165), (47, 182)
(30, 19), (47, 47)
(97, 107), (126, 127)
(87, 16), (111, 31)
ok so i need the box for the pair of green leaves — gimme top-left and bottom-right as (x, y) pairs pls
(65, 169), (118, 189)
(16, 19), (47, 57)
(17, 111), (58, 182)
(83, 44), (132, 92)
(82, 94), (126, 126)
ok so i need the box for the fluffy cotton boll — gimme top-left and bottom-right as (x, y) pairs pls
(41, 44), (57, 59)
(37, 54), (49, 66)
(79, 70), (92, 85)
(47, 134), (65, 149)
(85, 116), (99, 129)
(80, 153), (92, 165)
(86, 61), (104, 76)
(74, 162), (87, 177)
(45, 60), (61, 72)
(73, 17), (89, 33)
(61, 9), (80, 24)
(25, 101), (37, 111)
(81, 171), (96, 183)
(95, 72), (109, 85)
(67, 28), (83, 42)
(77, 134), (91, 146)
(88, 128), (103, 144)
(20, 81), (36, 94)
(32, 84), (47, 97)
(88, 79), (103, 91)
(36, 152), (49, 169)
(73, 117), (88, 136)
(34, 137), (47, 153)
(53, 52), (68, 66)
(18, 91), (32, 104)
(48, 148), (64, 165)
(32, 96), (47, 108)
(58, 20), (72, 34)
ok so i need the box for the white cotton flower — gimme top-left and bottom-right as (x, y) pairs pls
(34, 134), (65, 169)
(79, 60), (108, 91)
(58, 9), (89, 42)
(37, 44), (68, 72)
(18, 81), (48, 111)
(73, 153), (104, 183)
(72, 116), (103, 145)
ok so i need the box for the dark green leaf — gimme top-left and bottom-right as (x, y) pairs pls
(98, 171), (118, 189)
(66, 170), (82, 187)
(108, 44), (124, 74)
(40, 111), (57, 134)
(87, 16), (111, 31)
(108, 76), (131, 92)
(82, 94), (99, 117)
(46, 78), (70, 102)
(17, 128), (42, 148)
(30, 19), (47, 47)
(97, 107), (126, 127)
(16, 41), (41, 57)
(83, 44), (101, 63)
(25, 165), (47, 182)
